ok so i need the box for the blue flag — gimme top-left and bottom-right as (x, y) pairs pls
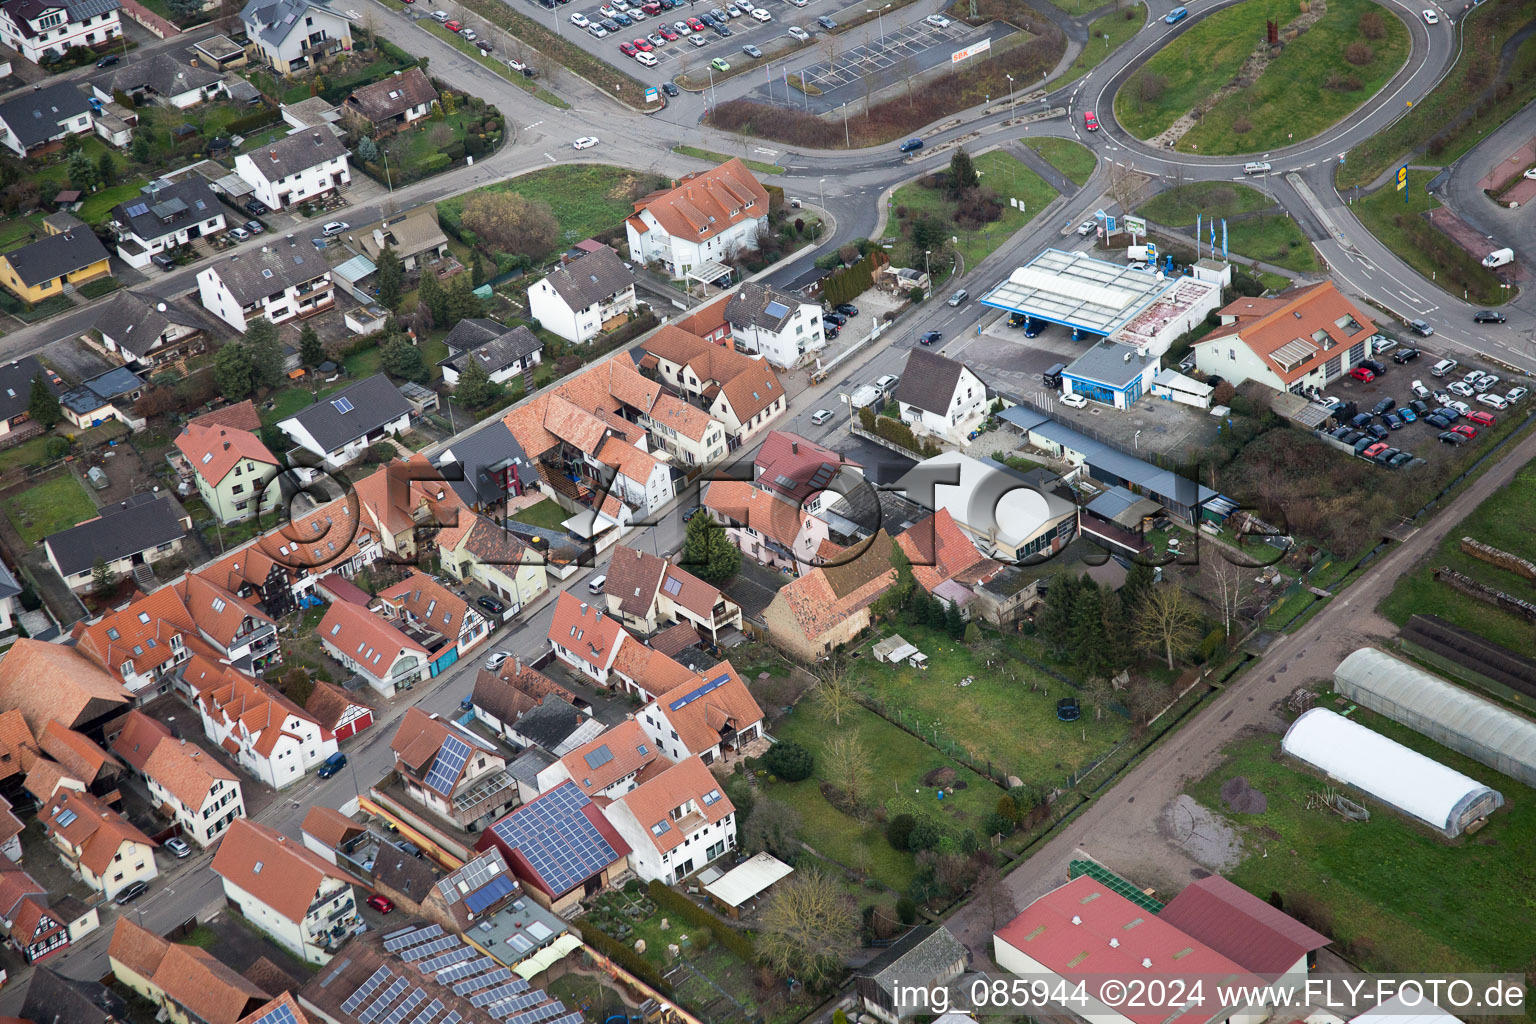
(1196, 214), (1201, 258)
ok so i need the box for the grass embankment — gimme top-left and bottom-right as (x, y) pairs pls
(1177, 0), (1410, 154)
(417, 21), (569, 107)
(1379, 459), (1536, 658)
(1339, 0), (1536, 188)
(1056, 5), (1144, 88)
(1351, 171), (1512, 305)
(1139, 183), (1319, 272)
(1116, 0), (1298, 139)
(892, 150), (1057, 272)
(1022, 137), (1097, 186)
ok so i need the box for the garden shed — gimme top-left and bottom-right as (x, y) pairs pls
(1281, 708), (1504, 838)
(1333, 647), (1536, 788)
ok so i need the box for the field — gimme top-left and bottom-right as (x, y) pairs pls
(439, 165), (666, 253)
(1056, 6), (1145, 88)
(1022, 138), (1097, 186)
(1116, 0), (1299, 139)
(1138, 182), (1318, 272)
(1380, 459), (1536, 658)
(891, 151), (1056, 273)
(1190, 707), (1536, 974)
(766, 701), (1006, 892)
(3, 473), (97, 544)
(851, 623), (1129, 788)
(1177, 0), (1410, 154)
(1351, 171), (1512, 305)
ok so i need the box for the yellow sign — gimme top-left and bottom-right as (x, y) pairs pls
(1397, 166), (1407, 191)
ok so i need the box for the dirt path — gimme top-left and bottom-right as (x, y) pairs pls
(946, 428), (1536, 964)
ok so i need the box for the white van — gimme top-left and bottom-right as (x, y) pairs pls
(1242, 161), (1272, 175)
(588, 574), (607, 594)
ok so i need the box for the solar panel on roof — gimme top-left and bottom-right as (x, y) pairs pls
(423, 734), (471, 796)
(332, 396), (355, 414)
(668, 674), (730, 711)
(772, 474), (797, 490)
(250, 1001), (299, 1024)
(150, 197), (188, 219)
(478, 988), (537, 1013)
(125, 202), (150, 218)
(809, 465), (835, 488)
(402, 935), (461, 962)
(54, 809), (77, 827)
(359, 977), (410, 1024)
(380, 989), (426, 1024)
(383, 925), (442, 951)
(489, 784), (618, 896)
(548, 1013), (585, 1024)
(440, 1012), (463, 1024)
(407, 1000), (444, 1024)
(763, 300), (790, 318)
(418, 945), (475, 973)
(453, 967), (512, 996)
(662, 577), (682, 596)
(470, 981), (531, 1008)
(436, 957), (497, 984)
(582, 745), (613, 770)
(321, 958), (354, 987)
(463, 874), (516, 914)
(341, 968), (393, 1015)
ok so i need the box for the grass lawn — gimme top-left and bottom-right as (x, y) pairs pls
(1258, 270), (1290, 292)
(852, 623), (1129, 787)
(440, 164), (665, 255)
(3, 473), (97, 544)
(1057, 5), (1144, 88)
(1351, 172), (1511, 305)
(1225, 214), (1319, 272)
(1138, 181), (1272, 223)
(261, 387), (323, 426)
(343, 346), (383, 380)
(673, 145), (784, 176)
(0, 436), (53, 474)
(1022, 137), (1097, 186)
(1379, 459), (1536, 657)
(1116, 0), (1300, 139)
(892, 151), (1056, 273)
(418, 22), (568, 108)
(1177, 0), (1410, 154)
(1038, 0), (1112, 14)
(1190, 709), (1536, 974)
(0, 214), (45, 251)
(767, 701), (1006, 891)
(509, 498), (570, 531)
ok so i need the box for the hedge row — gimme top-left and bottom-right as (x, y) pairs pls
(226, 108), (283, 137)
(645, 881), (756, 965)
(571, 917), (672, 994)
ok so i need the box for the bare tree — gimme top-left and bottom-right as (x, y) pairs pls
(1131, 585), (1201, 670)
(1081, 674), (1117, 721)
(757, 870), (858, 991)
(812, 661), (858, 726)
(1202, 557), (1250, 638)
(1125, 679), (1172, 727)
(1105, 162), (1142, 228)
(824, 732), (871, 807)
(975, 862), (1019, 929)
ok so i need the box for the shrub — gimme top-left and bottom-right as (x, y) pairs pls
(896, 896), (917, 925)
(885, 813), (916, 851)
(1358, 9), (1385, 38)
(1232, 115), (1254, 134)
(1343, 41), (1374, 66)
(1324, 71), (1364, 92)
(763, 739), (814, 781)
(983, 811), (1015, 838)
(44, 437), (70, 461)
(907, 817), (943, 852)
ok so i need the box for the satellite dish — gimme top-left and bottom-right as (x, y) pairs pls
(157, 302), (167, 312)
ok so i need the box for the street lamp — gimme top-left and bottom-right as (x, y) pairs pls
(866, 3), (891, 47)
(1006, 73), (1015, 115)
(819, 177), (825, 211)
(840, 102), (850, 147)
(924, 249), (931, 279)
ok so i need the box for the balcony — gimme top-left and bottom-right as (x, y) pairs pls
(232, 622), (276, 652)
(293, 279), (329, 298)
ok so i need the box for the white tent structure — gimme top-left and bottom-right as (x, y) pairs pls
(1281, 709), (1504, 838)
(1351, 993), (1464, 1024)
(1334, 648), (1536, 788)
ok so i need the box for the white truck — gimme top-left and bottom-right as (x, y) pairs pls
(1482, 247), (1514, 268)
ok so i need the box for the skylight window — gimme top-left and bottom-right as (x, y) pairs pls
(107, 628), (120, 640)
(211, 597), (226, 613)
(201, 452), (213, 464)
(138, 612), (150, 624)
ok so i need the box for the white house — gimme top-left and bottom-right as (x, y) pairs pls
(1193, 281), (1376, 395)
(639, 325), (788, 447)
(89, 53), (225, 109)
(41, 789), (158, 900)
(437, 319), (544, 388)
(377, 571), (490, 658)
(190, 659), (339, 790)
(604, 755), (735, 884)
(233, 128), (351, 211)
(625, 159), (769, 280)
(44, 492), (188, 595)
(0, 81), (93, 156)
(638, 664), (764, 766)
(890, 348), (988, 441)
(142, 738), (244, 848)
(240, 0), (353, 75)
(527, 244), (638, 344)
(91, 292), (204, 371)
(276, 373), (412, 469)
(0, 0), (122, 67)
(723, 282), (824, 368)
(210, 818), (361, 964)
(703, 479), (827, 574)
(546, 591), (631, 687)
(318, 598), (428, 698)
(110, 179), (226, 270)
(535, 720), (661, 799)
(197, 244), (334, 331)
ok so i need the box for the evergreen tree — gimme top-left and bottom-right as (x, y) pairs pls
(90, 557), (117, 596)
(454, 358), (503, 409)
(355, 135), (379, 163)
(96, 151), (115, 187)
(1121, 559), (1156, 613)
(1036, 573), (1080, 659)
(299, 323), (324, 368)
(376, 246), (404, 310)
(244, 317), (286, 390)
(381, 334), (429, 383)
(948, 148), (980, 195)
(67, 149), (95, 192)
(680, 511), (741, 582)
(418, 267), (447, 324)
(444, 273), (484, 325)
(130, 132), (153, 164)
(943, 600), (964, 639)
(213, 342), (254, 400)
(471, 252), (486, 288)
(1069, 577), (1109, 681)
(1099, 585), (1132, 677)
(28, 374), (61, 429)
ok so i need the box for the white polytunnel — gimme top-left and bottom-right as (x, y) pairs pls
(1333, 647), (1536, 789)
(1281, 708), (1504, 838)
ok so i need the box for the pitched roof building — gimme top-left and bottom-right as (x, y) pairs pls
(44, 492), (187, 589)
(762, 531), (898, 661)
(0, 640), (130, 737)
(388, 707), (514, 829)
(639, 662), (764, 765)
(605, 754), (735, 884)
(343, 66), (437, 129)
(626, 160), (770, 279)
(1156, 874), (1330, 981)
(639, 325), (787, 442)
(1193, 281), (1377, 393)
(476, 781), (630, 912)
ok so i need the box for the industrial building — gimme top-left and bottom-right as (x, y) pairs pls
(1281, 708), (1504, 838)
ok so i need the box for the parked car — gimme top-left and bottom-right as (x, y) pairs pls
(749, 7), (770, 19)
(1451, 424), (1479, 439)
(1424, 413), (1449, 429)
(432, 8), (449, 18)
(1372, 335), (1396, 353)
(243, 219), (264, 234)
(1409, 399), (1430, 417)
(1430, 357), (1458, 376)
(1435, 405), (1461, 421)
(1448, 380), (1474, 397)
(1477, 393), (1508, 409)
(1438, 430), (1468, 445)
(1393, 347), (1418, 363)
(1473, 310), (1507, 323)
(1373, 447), (1400, 466)
(228, 226), (251, 241)
(164, 837), (192, 859)
(710, 56), (730, 70)
(243, 198), (270, 216)
(1466, 410), (1496, 426)
(462, 28), (477, 40)
(924, 12), (950, 26)
(1360, 358), (1387, 375)
(1363, 442), (1389, 460)
(817, 14), (836, 28)
(742, 42), (761, 56)
(823, 311), (846, 326)
(1448, 400), (1472, 416)
(477, 594), (508, 615)
(1389, 451), (1415, 469)
(317, 751), (347, 778)
(822, 323), (840, 339)
(787, 24), (809, 39)
(632, 36), (653, 49)
(1383, 412), (1403, 430)
(444, 19), (462, 30)
(1475, 372), (1501, 392)
(918, 330), (941, 345)
(673, 18), (690, 31)
(571, 11), (590, 24)
(873, 374), (899, 393)
(1506, 386), (1528, 403)
(1368, 424), (1389, 440)
(114, 881), (149, 904)
(96, 54), (120, 66)
(1060, 392), (1089, 409)
(485, 650), (511, 671)
(321, 221), (349, 236)
(659, 25), (678, 38)
(811, 409), (833, 425)
(367, 894), (396, 913)
(1349, 367), (1375, 383)
(1433, 389), (1452, 405)
(647, 31), (665, 44)
(589, 23), (609, 35)
(150, 253), (175, 271)
(834, 302), (859, 317)
(1398, 406), (1416, 423)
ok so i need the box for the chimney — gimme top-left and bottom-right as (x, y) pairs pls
(790, 441), (798, 454)
(1109, 938), (1119, 948)
(513, 657), (521, 674)
(635, 549), (642, 559)
(580, 602), (588, 614)
(224, 441), (230, 450)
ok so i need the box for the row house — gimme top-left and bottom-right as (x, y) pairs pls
(440, 514), (550, 617)
(0, 0), (122, 67)
(388, 708), (515, 831)
(349, 455), (473, 565)
(377, 570), (490, 663)
(41, 788), (158, 900)
(197, 243), (334, 333)
(188, 656), (338, 789)
(638, 325), (787, 449)
(142, 737), (244, 848)
(107, 918), (272, 1024)
(703, 478), (827, 574)
(638, 663), (764, 766)
(602, 544), (743, 643)
(545, 592), (698, 700)
(605, 755), (735, 884)
(754, 429), (865, 519)
(534, 719), (662, 799)
(317, 599), (428, 698)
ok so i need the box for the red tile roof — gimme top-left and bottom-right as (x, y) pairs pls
(773, 531), (897, 644)
(603, 545), (668, 617)
(648, 621), (703, 657)
(0, 639), (130, 734)
(73, 586), (195, 683)
(896, 509), (1003, 592)
(175, 573), (273, 649)
(634, 160), (770, 245)
(318, 600), (429, 679)
(12, 896), (66, 953)
(108, 917), (169, 979)
(189, 401), (262, 433)
(0, 862), (46, 920)
(1156, 874), (1330, 979)
(108, 710), (173, 775)
(615, 755), (732, 855)
(703, 479), (806, 549)
(39, 720), (119, 783)
(210, 818), (360, 924)
(640, 325), (785, 423)
(389, 707), (496, 789)
(304, 680), (367, 733)
(150, 941), (269, 1024)
(236, 994), (310, 1024)
(143, 737), (238, 811)
(1197, 281), (1376, 385)
(559, 720), (663, 797)
(754, 430), (861, 505)
(175, 422), (277, 486)
(199, 667), (324, 758)
(300, 805), (366, 851)
(379, 571), (473, 643)
(610, 640), (702, 700)
(548, 591), (629, 673)
(0, 709), (39, 782)
(43, 789), (155, 875)
(651, 661), (763, 755)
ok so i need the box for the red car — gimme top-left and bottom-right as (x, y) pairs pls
(1451, 423), (1479, 439)
(1349, 366), (1375, 382)
(1362, 441), (1389, 459)
(1466, 409), (1495, 426)
(366, 894), (394, 913)
(1083, 110), (1098, 131)
(659, 24), (678, 38)
(444, 18), (462, 29)
(687, 15), (706, 29)
(619, 40), (638, 54)
(633, 36), (653, 49)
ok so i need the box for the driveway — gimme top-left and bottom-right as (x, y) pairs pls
(943, 418), (1536, 964)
